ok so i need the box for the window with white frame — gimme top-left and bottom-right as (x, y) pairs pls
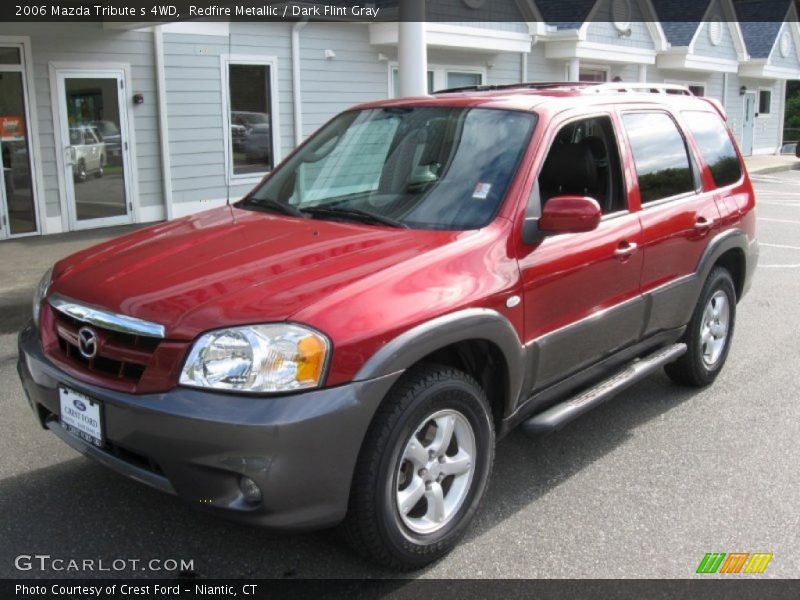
(758, 89), (772, 116)
(445, 71), (483, 89)
(391, 67), (434, 97)
(390, 66), (484, 97)
(688, 84), (706, 97)
(579, 67), (608, 82)
(665, 80), (705, 97)
(223, 56), (278, 179)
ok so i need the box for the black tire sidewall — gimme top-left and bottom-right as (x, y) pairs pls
(686, 269), (737, 384)
(375, 372), (494, 564)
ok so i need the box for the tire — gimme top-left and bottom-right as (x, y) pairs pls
(342, 364), (495, 570)
(665, 267), (736, 387)
(75, 160), (87, 183)
(96, 156), (105, 178)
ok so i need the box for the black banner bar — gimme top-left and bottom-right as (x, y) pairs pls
(4, 579), (800, 600)
(3, 0), (800, 23)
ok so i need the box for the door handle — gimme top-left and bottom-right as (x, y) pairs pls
(694, 216), (715, 231)
(613, 241), (638, 259)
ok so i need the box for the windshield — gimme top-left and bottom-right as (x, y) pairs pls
(240, 106), (537, 230)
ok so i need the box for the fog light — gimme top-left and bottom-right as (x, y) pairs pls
(239, 476), (262, 505)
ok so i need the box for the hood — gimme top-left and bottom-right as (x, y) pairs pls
(50, 206), (457, 340)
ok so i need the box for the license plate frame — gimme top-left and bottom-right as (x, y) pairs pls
(59, 386), (104, 448)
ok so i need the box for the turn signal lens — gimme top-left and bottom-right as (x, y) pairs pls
(296, 334), (327, 385)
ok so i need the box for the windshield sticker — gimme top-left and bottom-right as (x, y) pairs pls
(472, 182), (492, 200)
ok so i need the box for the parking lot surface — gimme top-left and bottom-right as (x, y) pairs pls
(1, 171), (799, 579)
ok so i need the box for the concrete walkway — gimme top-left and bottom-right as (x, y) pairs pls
(0, 224), (142, 334)
(744, 153), (799, 174)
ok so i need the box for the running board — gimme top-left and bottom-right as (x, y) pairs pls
(521, 343), (687, 435)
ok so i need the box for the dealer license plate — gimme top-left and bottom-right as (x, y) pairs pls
(59, 386), (104, 447)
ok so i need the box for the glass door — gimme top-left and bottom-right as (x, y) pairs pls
(742, 92), (756, 157)
(0, 45), (38, 238)
(55, 69), (132, 229)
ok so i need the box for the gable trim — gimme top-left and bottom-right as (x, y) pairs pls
(766, 5), (800, 66)
(675, 0), (747, 61)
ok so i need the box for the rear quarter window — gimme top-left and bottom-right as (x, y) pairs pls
(622, 112), (695, 204)
(681, 111), (742, 188)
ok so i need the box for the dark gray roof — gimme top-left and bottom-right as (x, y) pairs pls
(533, 0), (597, 30)
(649, 0), (712, 46)
(734, 0), (792, 58)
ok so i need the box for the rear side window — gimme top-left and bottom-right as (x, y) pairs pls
(682, 111), (742, 188)
(622, 112), (695, 204)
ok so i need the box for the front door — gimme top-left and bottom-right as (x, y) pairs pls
(519, 114), (645, 395)
(55, 69), (133, 230)
(741, 91), (756, 156)
(0, 45), (38, 239)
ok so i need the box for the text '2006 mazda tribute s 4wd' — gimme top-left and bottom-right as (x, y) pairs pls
(18, 82), (757, 569)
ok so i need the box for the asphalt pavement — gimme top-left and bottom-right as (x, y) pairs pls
(1, 172), (799, 579)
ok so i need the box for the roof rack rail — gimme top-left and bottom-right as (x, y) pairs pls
(432, 81), (694, 96)
(585, 83), (692, 95)
(432, 82), (597, 94)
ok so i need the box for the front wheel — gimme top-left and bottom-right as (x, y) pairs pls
(343, 365), (495, 570)
(665, 267), (737, 386)
(74, 160), (87, 183)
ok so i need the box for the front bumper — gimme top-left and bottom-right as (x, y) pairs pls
(17, 322), (401, 530)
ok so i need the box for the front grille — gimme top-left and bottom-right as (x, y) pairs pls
(52, 311), (160, 385)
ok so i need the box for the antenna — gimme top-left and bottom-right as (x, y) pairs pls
(225, 26), (232, 207)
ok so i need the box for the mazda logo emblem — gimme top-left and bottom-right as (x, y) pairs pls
(77, 326), (98, 359)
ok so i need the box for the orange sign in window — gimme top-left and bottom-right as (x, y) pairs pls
(0, 116), (25, 140)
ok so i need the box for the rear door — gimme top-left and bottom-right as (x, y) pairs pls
(620, 110), (721, 337)
(680, 109), (747, 229)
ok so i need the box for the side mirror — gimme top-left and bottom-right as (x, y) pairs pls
(539, 195), (602, 234)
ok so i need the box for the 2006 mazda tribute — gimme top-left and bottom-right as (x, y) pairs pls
(18, 82), (757, 569)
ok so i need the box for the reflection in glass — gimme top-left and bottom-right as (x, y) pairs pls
(64, 77), (126, 221)
(229, 64), (274, 176)
(682, 111), (742, 188)
(245, 107), (537, 231)
(0, 48), (20, 65)
(0, 71), (36, 234)
(622, 113), (694, 204)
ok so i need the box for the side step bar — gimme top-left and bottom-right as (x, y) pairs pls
(521, 343), (687, 435)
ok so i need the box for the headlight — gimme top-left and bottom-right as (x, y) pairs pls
(179, 324), (329, 393)
(32, 267), (53, 327)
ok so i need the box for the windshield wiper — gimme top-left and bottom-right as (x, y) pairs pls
(304, 206), (408, 228)
(241, 197), (308, 219)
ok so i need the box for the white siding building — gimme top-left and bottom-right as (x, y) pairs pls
(0, 0), (798, 239)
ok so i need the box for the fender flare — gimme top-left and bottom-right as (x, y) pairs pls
(354, 308), (525, 417)
(695, 228), (750, 295)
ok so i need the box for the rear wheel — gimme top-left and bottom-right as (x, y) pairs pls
(665, 267), (736, 386)
(343, 365), (494, 570)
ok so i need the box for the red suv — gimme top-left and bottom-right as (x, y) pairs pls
(18, 82), (757, 569)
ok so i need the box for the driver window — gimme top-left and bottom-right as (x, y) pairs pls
(537, 116), (626, 215)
